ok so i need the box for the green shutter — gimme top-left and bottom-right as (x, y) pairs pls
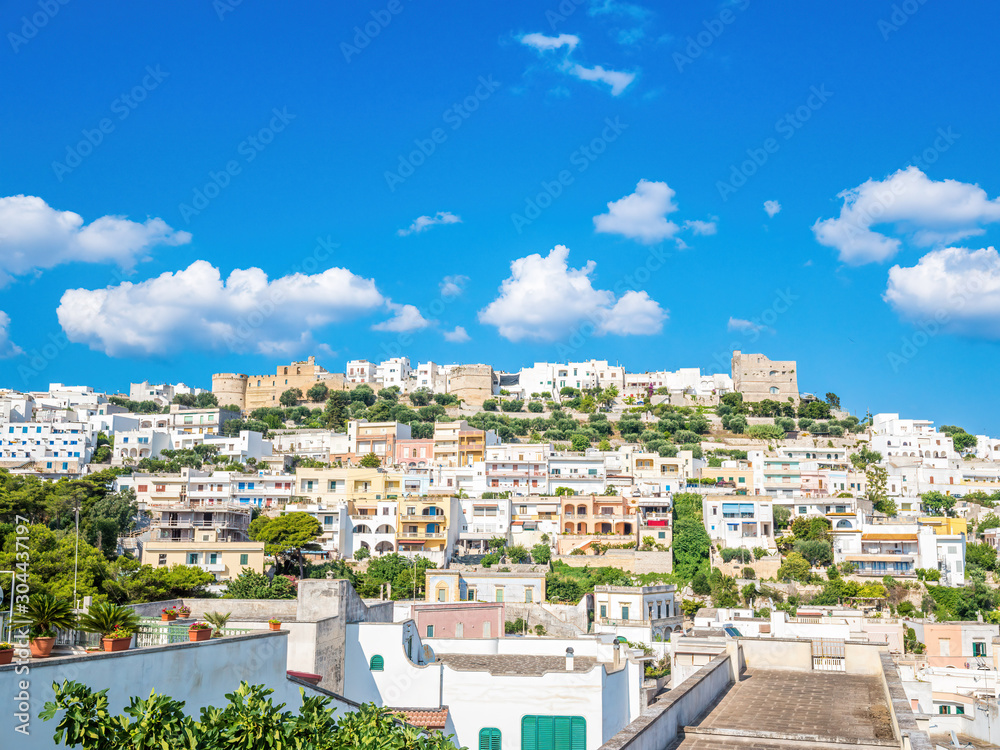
(536, 717), (554, 750)
(570, 718), (585, 750)
(554, 717), (571, 750)
(480, 728), (501, 750)
(369, 655), (384, 671)
(522, 717), (537, 750)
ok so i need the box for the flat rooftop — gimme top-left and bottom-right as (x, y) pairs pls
(436, 654), (600, 675)
(671, 668), (896, 749)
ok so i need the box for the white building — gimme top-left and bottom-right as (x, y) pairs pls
(484, 443), (550, 495)
(703, 496), (775, 551)
(345, 359), (377, 385)
(833, 523), (966, 583)
(269, 429), (348, 461)
(0, 418), (96, 474)
(343, 621), (643, 750)
(129, 381), (206, 406)
(548, 454), (606, 495)
(592, 585), (682, 643)
(376, 357), (412, 388)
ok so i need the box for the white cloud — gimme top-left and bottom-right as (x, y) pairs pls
(594, 180), (680, 243)
(443, 326), (471, 343)
(478, 245), (667, 341)
(520, 33), (579, 52)
(0, 311), (22, 358)
(0, 195), (190, 285)
(682, 219), (717, 236)
(397, 211), (462, 237)
(884, 246), (1000, 338)
(764, 200), (782, 218)
(371, 303), (431, 333)
(728, 317), (772, 336)
(813, 167), (1000, 265)
(439, 274), (469, 298)
(567, 63), (635, 96)
(57, 260), (386, 357)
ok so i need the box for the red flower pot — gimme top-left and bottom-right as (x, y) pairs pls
(0, 648), (13, 665)
(162, 613), (177, 622)
(269, 622), (281, 631)
(102, 637), (132, 652)
(30, 637), (55, 658)
(188, 628), (211, 642)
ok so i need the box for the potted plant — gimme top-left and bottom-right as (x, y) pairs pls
(268, 618), (282, 631)
(0, 642), (13, 665)
(161, 607), (178, 622)
(77, 601), (141, 652)
(176, 605), (192, 618)
(187, 622), (212, 642)
(100, 627), (134, 652)
(203, 611), (231, 637)
(26, 594), (76, 658)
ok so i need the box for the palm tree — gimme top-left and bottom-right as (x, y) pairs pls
(26, 594), (77, 639)
(77, 601), (140, 637)
(203, 611), (231, 636)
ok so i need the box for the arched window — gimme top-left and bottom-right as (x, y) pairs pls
(369, 655), (384, 671)
(769, 387), (779, 394)
(479, 728), (501, 750)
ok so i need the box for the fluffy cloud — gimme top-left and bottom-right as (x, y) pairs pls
(439, 274), (469, 297)
(520, 33), (579, 51)
(682, 219), (717, 236)
(477, 245), (667, 341)
(0, 195), (190, 285)
(519, 32), (636, 96)
(728, 317), (772, 336)
(0, 311), (22, 358)
(813, 167), (1000, 265)
(57, 260), (386, 357)
(443, 326), (471, 343)
(397, 211), (462, 236)
(371, 303), (431, 333)
(566, 63), (635, 96)
(884, 246), (1000, 337)
(764, 200), (782, 218)
(594, 180), (712, 244)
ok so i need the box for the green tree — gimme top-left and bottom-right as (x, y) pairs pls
(773, 505), (791, 529)
(279, 388), (303, 407)
(531, 543), (551, 565)
(506, 544), (530, 564)
(825, 392), (840, 409)
(866, 464), (896, 516)
(570, 434), (590, 451)
(224, 569), (297, 599)
(967, 541), (998, 572)
(353, 547), (371, 561)
(940, 425), (977, 454)
(0, 524), (109, 601)
(777, 552), (811, 582)
(358, 452), (382, 468)
(672, 517), (710, 583)
(249, 512), (322, 578)
(921, 490), (956, 517)
(793, 539), (833, 567)
(307, 382), (330, 402)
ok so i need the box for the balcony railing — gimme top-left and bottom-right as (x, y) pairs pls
(398, 531), (446, 539)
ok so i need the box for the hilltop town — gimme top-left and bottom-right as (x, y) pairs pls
(1, 350), (997, 749)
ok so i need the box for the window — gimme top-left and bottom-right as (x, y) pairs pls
(521, 716), (586, 750)
(496, 589), (504, 603)
(525, 588), (533, 603)
(240, 553), (248, 566)
(600, 605), (607, 618)
(658, 531), (666, 539)
(973, 641), (987, 657)
(369, 655), (384, 671)
(187, 553), (198, 565)
(939, 705), (951, 714)
(426, 625), (434, 637)
(479, 728), (501, 750)
(621, 605), (629, 620)
(158, 554), (167, 566)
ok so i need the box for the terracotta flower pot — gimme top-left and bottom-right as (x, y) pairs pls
(0, 649), (13, 665)
(30, 637), (55, 658)
(162, 613), (177, 622)
(269, 622), (281, 631)
(188, 628), (211, 642)
(101, 637), (132, 653)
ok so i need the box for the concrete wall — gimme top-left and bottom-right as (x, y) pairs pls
(183, 598), (298, 621)
(0, 632), (357, 750)
(737, 638), (813, 670)
(596, 654), (733, 750)
(503, 602), (586, 638)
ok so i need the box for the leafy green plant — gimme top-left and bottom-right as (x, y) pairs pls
(203, 611), (232, 635)
(77, 601), (140, 638)
(25, 593), (77, 639)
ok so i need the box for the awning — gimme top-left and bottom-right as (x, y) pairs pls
(846, 554), (914, 562)
(861, 533), (917, 541)
(646, 520), (667, 527)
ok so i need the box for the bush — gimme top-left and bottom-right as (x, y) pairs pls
(720, 548), (753, 564)
(505, 618), (527, 634)
(742, 567), (755, 580)
(501, 400), (524, 413)
(482, 399), (498, 411)
(527, 401), (544, 413)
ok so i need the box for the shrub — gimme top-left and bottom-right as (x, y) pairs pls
(720, 548), (754, 564)
(527, 401), (544, 413)
(482, 399), (498, 411)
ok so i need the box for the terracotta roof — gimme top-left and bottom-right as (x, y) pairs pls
(393, 708), (449, 729)
(861, 533), (917, 541)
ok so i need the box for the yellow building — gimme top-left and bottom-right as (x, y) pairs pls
(294, 466), (405, 505)
(699, 466), (754, 490)
(433, 420), (495, 468)
(397, 496), (454, 556)
(919, 516), (969, 536)
(144, 540), (265, 581)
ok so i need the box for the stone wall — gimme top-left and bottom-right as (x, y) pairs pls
(553, 550), (673, 575)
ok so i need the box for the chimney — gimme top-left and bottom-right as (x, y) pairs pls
(612, 640), (620, 669)
(565, 647), (575, 671)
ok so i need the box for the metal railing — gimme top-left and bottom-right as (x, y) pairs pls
(135, 619), (253, 647)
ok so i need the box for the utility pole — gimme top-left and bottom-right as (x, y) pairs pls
(73, 494), (80, 608)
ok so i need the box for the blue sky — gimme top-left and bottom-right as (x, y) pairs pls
(3, 0), (1000, 432)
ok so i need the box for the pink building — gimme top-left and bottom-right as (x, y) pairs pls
(396, 439), (435, 468)
(410, 602), (505, 639)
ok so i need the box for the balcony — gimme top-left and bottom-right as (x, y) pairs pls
(199, 562), (226, 573)
(398, 531), (446, 540)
